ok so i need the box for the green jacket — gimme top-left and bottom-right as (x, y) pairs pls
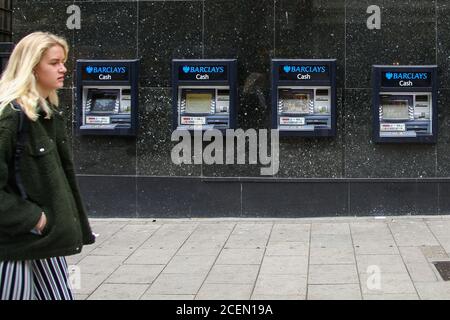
(0, 103), (95, 262)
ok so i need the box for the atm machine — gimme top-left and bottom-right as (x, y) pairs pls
(172, 59), (237, 131)
(271, 59), (337, 137)
(76, 59), (139, 136)
(372, 65), (437, 143)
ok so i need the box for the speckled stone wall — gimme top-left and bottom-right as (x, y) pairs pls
(11, 0), (450, 217)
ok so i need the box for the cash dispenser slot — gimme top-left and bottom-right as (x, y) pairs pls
(178, 87), (231, 129)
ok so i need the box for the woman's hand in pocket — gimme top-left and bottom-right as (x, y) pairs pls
(34, 212), (47, 234)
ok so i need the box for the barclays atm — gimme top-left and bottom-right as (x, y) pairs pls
(76, 60), (139, 136)
(372, 65), (437, 143)
(271, 59), (337, 137)
(172, 59), (237, 131)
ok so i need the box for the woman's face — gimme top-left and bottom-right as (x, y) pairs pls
(34, 44), (67, 93)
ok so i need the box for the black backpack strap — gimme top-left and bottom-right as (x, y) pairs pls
(11, 100), (29, 200)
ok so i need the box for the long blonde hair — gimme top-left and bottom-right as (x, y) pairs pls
(0, 31), (69, 121)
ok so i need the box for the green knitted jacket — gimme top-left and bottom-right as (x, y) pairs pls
(0, 103), (95, 262)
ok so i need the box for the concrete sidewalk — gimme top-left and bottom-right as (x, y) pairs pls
(68, 216), (450, 300)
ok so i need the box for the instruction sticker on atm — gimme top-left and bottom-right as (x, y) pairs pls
(280, 117), (305, 125)
(181, 117), (206, 125)
(380, 123), (406, 132)
(86, 116), (111, 124)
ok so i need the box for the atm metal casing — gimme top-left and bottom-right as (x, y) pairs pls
(271, 59), (337, 137)
(76, 59), (139, 136)
(372, 65), (437, 144)
(172, 59), (237, 131)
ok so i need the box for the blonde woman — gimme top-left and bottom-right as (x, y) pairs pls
(0, 32), (96, 300)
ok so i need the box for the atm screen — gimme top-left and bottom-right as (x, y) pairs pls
(280, 90), (312, 114)
(185, 93), (212, 114)
(381, 97), (410, 120)
(90, 91), (119, 113)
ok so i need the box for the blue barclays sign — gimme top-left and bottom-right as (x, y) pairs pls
(282, 65), (327, 74)
(381, 71), (432, 87)
(85, 66), (127, 74)
(385, 72), (428, 80)
(178, 65), (229, 81)
(182, 66), (225, 74)
(278, 64), (330, 81)
(82, 65), (129, 81)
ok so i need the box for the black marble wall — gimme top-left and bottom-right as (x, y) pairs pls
(11, 0), (450, 217)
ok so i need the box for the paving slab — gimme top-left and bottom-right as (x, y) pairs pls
(204, 265), (259, 285)
(163, 255), (217, 275)
(398, 247), (429, 264)
(105, 264), (165, 284)
(73, 273), (111, 296)
(270, 224), (310, 242)
(356, 255), (408, 274)
(420, 245), (449, 261)
(88, 283), (148, 300)
(389, 222), (440, 247)
(196, 284), (254, 300)
(310, 247), (355, 265)
(265, 242), (309, 256)
(177, 241), (225, 256)
(310, 234), (353, 249)
(308, 264), (359, 285)
(146, 274), (206, 295)
(77, 255), (127, 275)
(124, 247), (179, 265)
(311, 223), (350, 235)
(259, 256), (309, 275)
(216, 248), (265, 265)
(307, 284), (362, 300)
(353, 240), (400, 255)
(415, 282), (450, 300)
(405, 263), (439, 282)
(360, 273), (416, 295)
(253, 274), (307, 296)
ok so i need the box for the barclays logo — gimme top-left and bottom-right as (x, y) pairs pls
(283, 65), (326, 73)
(85, 66), (127, 74)
(385, 72), (428, 80)
(182, 66), (225, 74)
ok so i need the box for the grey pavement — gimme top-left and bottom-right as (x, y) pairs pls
(67, 216), (450, 300)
